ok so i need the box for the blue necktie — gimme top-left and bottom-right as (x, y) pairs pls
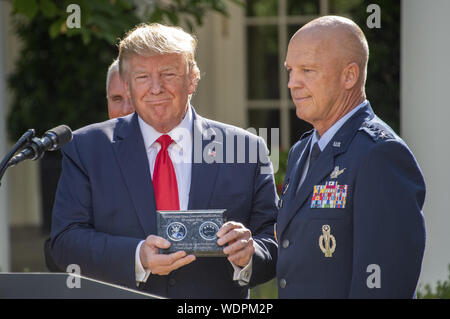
(307, 142), (321, 174)
(296, 142), (321, 194)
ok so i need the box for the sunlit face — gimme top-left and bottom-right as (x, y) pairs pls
(124, 53), (196, 133)
(285, 33), (343, 127)
(107, 72), (134, 119)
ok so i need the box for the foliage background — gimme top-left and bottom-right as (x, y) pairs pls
(7, 0), (239, 139)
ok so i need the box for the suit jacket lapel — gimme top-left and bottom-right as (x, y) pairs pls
(112, 113), (157, 236)
(188, 110), (221, 210)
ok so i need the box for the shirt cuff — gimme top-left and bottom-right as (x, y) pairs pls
(135, 240), (151, 285)
(231, 256), (253, 286)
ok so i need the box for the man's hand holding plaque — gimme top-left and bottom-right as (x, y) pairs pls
(139, 210), (256, 275)
(139, 235), (196, 276)
(217, 221), (255, 268)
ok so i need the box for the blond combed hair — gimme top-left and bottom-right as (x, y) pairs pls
(118, 23), (201, 83)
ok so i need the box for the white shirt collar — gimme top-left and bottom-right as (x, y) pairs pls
(138, 105), (193, 153)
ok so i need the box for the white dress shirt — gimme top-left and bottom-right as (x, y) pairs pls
(134, 106), (251, 285)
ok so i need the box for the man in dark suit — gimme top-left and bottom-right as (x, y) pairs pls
(277, 16), (426, 298)
(50, 23), (278, 298)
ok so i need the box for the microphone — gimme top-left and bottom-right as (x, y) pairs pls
(8, 125), (72, 167)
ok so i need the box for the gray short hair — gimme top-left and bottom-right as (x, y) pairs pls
(118, 23), (200, 84)
(106, 59), (120, 96)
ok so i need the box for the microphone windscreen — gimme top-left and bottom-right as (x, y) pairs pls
(47, 125), (73, 148)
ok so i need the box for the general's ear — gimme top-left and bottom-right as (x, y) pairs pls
(342, 62), (360, 90)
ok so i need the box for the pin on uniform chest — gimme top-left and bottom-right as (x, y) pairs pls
(310, 165), (348, 209)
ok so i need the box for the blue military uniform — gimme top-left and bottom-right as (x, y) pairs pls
(276, 102), (426, 298)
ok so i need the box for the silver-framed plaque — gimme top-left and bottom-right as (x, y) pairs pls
(156, 209), (227, 257)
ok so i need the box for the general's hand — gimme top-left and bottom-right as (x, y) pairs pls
(217, 221), (255, 267)
(139, 235), (196, 275)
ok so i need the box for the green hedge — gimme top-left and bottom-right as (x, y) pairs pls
(418, 265), (450, 299)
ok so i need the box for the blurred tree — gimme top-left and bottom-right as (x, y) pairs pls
(10, 0), (242, 44)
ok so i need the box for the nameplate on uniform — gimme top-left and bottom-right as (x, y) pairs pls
(156, 209), (227, 257)
(311, 181), (348, 208)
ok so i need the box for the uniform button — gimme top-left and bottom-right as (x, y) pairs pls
(282, 239), (289, 248)
(279, 279), (287, 289)
(169, 278), (176, 286)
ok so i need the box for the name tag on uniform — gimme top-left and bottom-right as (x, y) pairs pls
(311, 181), (348, 208)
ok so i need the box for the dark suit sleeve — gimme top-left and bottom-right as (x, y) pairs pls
(248, 137), (279, 287)
(50, 139), (141, 287)
(349, 140), (426, 298)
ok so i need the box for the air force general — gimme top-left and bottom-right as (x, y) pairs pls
(276, 16), (426, 298)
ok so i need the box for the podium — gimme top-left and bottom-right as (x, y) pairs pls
(0, 273), (162, 299)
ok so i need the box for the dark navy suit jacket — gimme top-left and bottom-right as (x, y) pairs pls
(277, 102), (426, 298)
(50, 109), (278, 298)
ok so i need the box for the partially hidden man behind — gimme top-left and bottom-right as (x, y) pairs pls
(277, 16), (426, 298)
(50, 23), (278, 298)
(106, 59), (134, 119)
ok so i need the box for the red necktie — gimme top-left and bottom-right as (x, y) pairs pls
(153, 135), (180, 210)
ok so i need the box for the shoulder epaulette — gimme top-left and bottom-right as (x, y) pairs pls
(359, 119), (395, 142)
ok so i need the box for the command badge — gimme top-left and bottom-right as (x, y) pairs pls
(311, 181), (348, 208)
(319, 225), (336, 257)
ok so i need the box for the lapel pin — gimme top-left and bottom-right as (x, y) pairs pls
(282, 183), (289, 195)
